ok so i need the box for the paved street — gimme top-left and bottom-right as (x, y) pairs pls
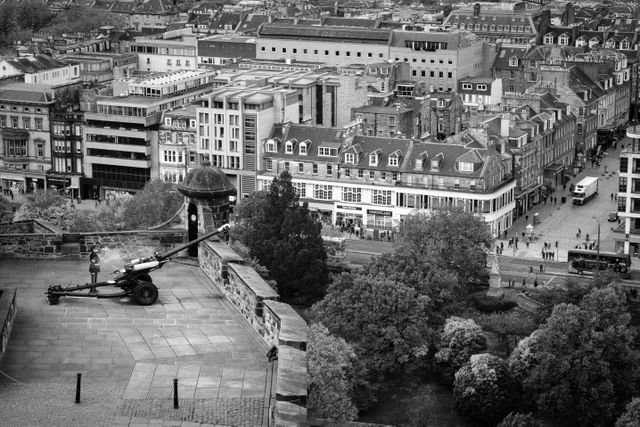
(0, 259), (271, 427)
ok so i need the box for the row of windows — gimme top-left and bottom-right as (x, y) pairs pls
(0, 105), (44, 113)
(0, 116), (44, 130)
(261, 45), (385, 59)
(263, 180), (512, 211)
(457, 23), (531, 33)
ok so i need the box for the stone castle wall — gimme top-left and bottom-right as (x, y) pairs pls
(199, 240), (308, 425)
(0, 222), (309, 426)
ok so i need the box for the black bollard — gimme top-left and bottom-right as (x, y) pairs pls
(173, 378), (179, 409)
(75, 373), (82, 404)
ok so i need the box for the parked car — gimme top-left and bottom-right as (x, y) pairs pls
(608, 212), (619, 222)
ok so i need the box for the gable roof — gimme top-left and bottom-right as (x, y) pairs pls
(7, 55), (71, 73)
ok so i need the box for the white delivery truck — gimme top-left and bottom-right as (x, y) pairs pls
(572, 176), (599, 205)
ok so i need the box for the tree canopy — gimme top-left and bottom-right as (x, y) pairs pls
(394, 209), (492, 287)
(435, 317), (487, 382)
(310, 273), (431, 376)
(307, 323), (358, 421)
(453, 353), (517, 424)
(513, 285), (640, 426)
(231, 171), (328, 304)
(120, 179), (183, 230)
(616, 398), (640, 427)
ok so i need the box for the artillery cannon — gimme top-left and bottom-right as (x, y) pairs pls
(46, 224), (230, 306)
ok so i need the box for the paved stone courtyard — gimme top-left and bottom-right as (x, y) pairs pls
(0, 258), (272, 426)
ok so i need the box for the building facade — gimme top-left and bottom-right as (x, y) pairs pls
(0, 84), (55, 194)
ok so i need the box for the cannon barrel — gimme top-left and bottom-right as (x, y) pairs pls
(155, 224), (230, 261)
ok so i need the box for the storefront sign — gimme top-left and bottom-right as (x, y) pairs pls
(337, 205), (362, 211)
(367, 209), (392, 216)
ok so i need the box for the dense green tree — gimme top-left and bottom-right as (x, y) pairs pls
(310, 272), (431, 378)
(478, 310), (537, 357)
(16, 0), (54, 33)
(435, 317), (487, 382)
(616, 398), (640, 427)
(231, 171), (328, 304)
(453, 353), (517, 424)
(307, 323), (358, 421)
(395, 209), (492, 286)
(514, 286), (640, 426)
(121, 179), (183, 230)
(48, 6), (125, 34)
(14, 189), (77, 230)
(496, 412), (543, 427)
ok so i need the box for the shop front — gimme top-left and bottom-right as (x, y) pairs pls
(334, 204), (364, 228)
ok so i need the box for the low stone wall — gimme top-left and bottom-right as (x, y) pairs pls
(199, 241), (309, 426)
(0, 219), (187, 259)
(0, 288), (17, 362)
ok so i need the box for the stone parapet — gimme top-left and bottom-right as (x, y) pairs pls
(0, 288), (17, 362)
(264, 300), (307, 351)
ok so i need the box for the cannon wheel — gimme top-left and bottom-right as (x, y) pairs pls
(133, 281), (158, 306)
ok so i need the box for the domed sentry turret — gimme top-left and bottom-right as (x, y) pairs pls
(177, 161), (236, 254)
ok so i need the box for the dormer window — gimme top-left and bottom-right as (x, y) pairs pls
(509, 57), (518, 67)
(318, 146), (338, 157)
(621, 40), (630, 50)
(462, 83), (472, 90)
(414, 158), (424, 170)
(369, 153), (378, 167)
(344, 153), (356, 164)
(165, 118), (172, 126)
(437, 99), (446, 108)
(430, 159), (439, 171)
(299, 143), (307, 155)
(265, 140), (276, 153)
(544, 33), (554, 45)
(477, 84), (487, 91)
(285, 142), (293, 154)
(388, 156), (398, 167)
(458, 161), (474, 172)
(559, 34), (569, 45)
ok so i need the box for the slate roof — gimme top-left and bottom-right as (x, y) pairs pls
(404, 140), (490, 178)
(132, 0), (181, 14)
(257, 23), (391, 44)
(492, 45), (530, 70)
(0, 83), (56, 104)
(7, 54), (70, 73)
(343, 135), (411, 172)
(210, 11), (243, 31)
(236, 14), (269, 34)
(265, 123), (345, 163)
(524, 45), (585, 62)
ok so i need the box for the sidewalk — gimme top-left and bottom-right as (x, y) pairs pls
(496, 142), (626, 265)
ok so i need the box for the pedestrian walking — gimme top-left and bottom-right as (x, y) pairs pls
(555, 241), (558, 248)
(500, 242), (504, 251)
(586, 233), (590, 242)
(611, 193), (614, 201)
(578, 228), (582, 237)
(522, 278), (526, 287)
(525, 214), (529, 223)
(526, 241), (530, 248)
(539, 264), (543, 273)
(9, 189), (13, 200)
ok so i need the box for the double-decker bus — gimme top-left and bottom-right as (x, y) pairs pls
(567, 249), (631, 278)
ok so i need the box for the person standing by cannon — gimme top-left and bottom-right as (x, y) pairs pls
(89, 246), (101, 295)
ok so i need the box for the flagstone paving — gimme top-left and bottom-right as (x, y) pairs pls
(0, 259), (273, 426)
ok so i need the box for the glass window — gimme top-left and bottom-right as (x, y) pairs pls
(313, 184), (332, 200)
(342, 187), (361, 203)
(372, 189), (392, 205)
